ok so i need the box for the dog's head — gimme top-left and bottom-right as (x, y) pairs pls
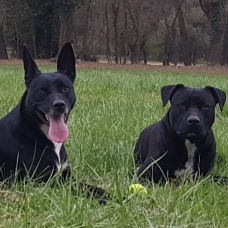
(161, 84), (226, 142)
(23, 42), (76, 143)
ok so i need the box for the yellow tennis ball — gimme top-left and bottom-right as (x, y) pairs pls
(128, 184), (147, 195)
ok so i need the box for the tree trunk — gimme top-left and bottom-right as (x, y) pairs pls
(0, 23), (8, 59)
(222, 11), (228, 65)
(76, 0), (91, 60)
(164, 19), (177, 66)
(129, 44), (139, 63)
(142, 48), (147, 64)
(33, 34), (37, 59)
(58, 4), (75, 52)
(15, 23), (23, 59)
(208, 1), (225, 65)
(112, 2), (120, 64)
(199, 0), (226, 65)
(191, 48), (197, 66)
(105, 0), (111, 63)
(126, 0), (141, 64)
(0, 0), (7, 59)
(177, 8), (191, 66)
(123, 0), (128, 64)
(163, 0), (184, 66)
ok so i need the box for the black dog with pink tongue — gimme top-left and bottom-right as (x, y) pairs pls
(0, 42), (110, 204)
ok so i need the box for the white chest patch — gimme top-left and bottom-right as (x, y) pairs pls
(52, 140), (62, 171)
(174, 139), (197, 177)
(40, 124), (68, 172)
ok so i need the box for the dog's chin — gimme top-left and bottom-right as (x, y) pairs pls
(35, 110), (69, 126)
(176, 130), (206, 142)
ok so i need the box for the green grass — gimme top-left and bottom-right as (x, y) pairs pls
(0, 65), (228, 227)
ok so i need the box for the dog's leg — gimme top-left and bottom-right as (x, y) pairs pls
(211, 155), (228, 185)
(137, 157), (164, 184)
(60, 167), (113, 205)
(211, 175), (228, 185)
(77, 182), (112, 204)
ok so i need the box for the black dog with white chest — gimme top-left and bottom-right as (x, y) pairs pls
(134, 84), (226, 183)
(0, 42), (109, 202)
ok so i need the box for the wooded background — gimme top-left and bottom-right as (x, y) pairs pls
(0, 0), (227, 66)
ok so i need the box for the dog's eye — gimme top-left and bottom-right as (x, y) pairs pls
(37, 89), (45, 95)
(177, 103), (183, 108)
(202, 105), (210, 109)
(176, 103), (186, 110)
(63, 87), (70, 92)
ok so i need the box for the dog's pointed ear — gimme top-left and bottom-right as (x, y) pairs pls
(57, 42), (76, 83)
(205, 86), (226, 111)
(161, 84), (184, 107)
(23, 45), (41, 88)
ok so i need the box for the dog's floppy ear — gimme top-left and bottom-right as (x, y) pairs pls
(205, 86), (226, 111)
(57, 42), (76, 83)
(161, 84), (184, 107)
(23, 45), (41, 88)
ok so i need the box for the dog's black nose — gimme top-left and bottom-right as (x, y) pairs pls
(53, 100), (66, 111)
(187, 115), (200, 125)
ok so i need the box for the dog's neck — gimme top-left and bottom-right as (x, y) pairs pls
(162, 110), (179, 138)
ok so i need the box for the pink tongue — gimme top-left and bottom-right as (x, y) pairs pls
(48, 116), (69, 143)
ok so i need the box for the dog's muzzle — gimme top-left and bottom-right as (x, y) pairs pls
(36, 100), (70, 143)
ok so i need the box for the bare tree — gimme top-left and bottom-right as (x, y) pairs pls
(177, 4), (191, 66)
(163, 8), (179, 65)
(0, 24), (8, 59)
(2, 0), (223, 65)
(0, 0), (8, 59)
(122, 0), (158, 64)
(105, 0), (112, 63)
(58, 2), (75, 52)
(125, 0), (141, 63)
(112, 0), (120, 63)
(123, 0), (128, 63)
(74, 0), (92, 60)
(199, 0), (226, 65)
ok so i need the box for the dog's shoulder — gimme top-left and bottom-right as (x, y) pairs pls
(140, 121), (162, 137)
(135, 121), (163, 152)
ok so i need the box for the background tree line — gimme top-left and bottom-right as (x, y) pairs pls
(0, 0), (227, 66)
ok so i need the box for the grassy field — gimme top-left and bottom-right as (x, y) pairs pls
(0, 65), (228, 227)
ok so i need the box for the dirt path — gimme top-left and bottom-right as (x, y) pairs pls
(1, 59), (228, 74)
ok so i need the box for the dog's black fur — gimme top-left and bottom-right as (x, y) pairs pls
(0, 42), (110, 203)
(134, 84), (226, 184)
